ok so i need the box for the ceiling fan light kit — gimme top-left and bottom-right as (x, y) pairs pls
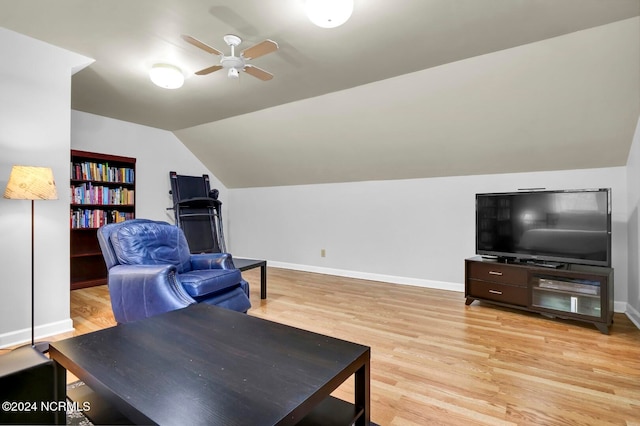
(228, 67), (240, 79)
(149, 63), (184, 89)
(306, 0), (354, 28)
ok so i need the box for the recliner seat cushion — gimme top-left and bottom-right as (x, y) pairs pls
(178, 268), (243, 298)
(111, 222), (191, 273)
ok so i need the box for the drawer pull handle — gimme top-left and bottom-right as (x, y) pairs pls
(489, 290), (503, 295)
(489, 271), (503, 276)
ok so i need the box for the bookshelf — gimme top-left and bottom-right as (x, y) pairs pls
(70, 150), (136, 290)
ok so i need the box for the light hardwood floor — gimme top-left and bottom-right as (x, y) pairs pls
(50, 268), (640, 425)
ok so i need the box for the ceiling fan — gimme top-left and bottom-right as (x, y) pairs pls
(182, 34), (278, 81)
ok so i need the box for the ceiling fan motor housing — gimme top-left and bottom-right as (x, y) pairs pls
(221, 55), (245, 70)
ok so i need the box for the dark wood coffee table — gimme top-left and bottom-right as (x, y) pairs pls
(49, 304), (370, 425)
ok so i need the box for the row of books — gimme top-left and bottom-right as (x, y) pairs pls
(71, 209), (134, 229)
(71, 161), (135, 183)
(71, 183), (134, 205)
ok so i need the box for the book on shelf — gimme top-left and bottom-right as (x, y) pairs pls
(70, 160), (134, 183)
(70, 183), (134, 205)
(70, 209), (134, 229)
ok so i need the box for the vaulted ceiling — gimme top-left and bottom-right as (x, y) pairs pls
(1, 1), (639, 188)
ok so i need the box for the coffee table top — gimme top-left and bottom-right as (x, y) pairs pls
(50, 304), (369, 426)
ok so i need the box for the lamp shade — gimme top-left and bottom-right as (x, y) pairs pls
(149, 64), (184, 89)
(4, 166), (58, 200)
(306, 0), (354, 28)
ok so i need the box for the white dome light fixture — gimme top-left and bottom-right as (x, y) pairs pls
(149, 63), (184, 89)
(306, 0), (354, 28)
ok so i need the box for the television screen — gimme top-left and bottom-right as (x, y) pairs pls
(476, 189), (611, 267)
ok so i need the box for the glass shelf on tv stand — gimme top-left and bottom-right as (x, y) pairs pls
(530, 275), (602, 318)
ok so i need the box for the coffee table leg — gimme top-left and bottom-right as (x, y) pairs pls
(355, 360), (370, 425)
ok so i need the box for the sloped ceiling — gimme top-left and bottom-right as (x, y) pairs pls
(176, 18), (640, 187)
(1, 1), (639, 188)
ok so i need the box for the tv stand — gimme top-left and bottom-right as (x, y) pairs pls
(465, 256), (614, 334)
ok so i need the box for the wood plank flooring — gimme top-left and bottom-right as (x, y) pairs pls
(48, 268), (640, 424)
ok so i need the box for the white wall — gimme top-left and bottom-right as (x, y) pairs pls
(71, 110), (227, 226)
(229, 167), (628, 307)
(0, 28), (92, 347)
(625, 117), (640, 327)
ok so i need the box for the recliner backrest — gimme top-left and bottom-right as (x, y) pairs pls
(109, 221), (192, 273)
(98, 219), (155, 269)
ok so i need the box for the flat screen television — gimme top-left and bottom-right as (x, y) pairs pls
(476, 188), (611, 267)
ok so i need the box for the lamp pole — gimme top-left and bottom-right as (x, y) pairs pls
(30, 199), (35, 347)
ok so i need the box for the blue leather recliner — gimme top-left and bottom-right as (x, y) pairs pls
(97, 219), (251, 324)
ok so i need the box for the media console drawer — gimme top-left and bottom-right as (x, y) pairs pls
(466, 261), (528, 286)
(467, 280), (528, 306)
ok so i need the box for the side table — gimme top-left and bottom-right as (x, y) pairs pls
(234, 258), (267, 299)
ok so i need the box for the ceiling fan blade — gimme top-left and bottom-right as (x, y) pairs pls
(243, 65), (274, 81)
(195, 65), (223, 75)
(241, 39), (278, 60)
(181, 35), (223, 56)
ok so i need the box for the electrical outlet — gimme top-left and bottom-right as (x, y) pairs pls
(321, 249), (326, 257)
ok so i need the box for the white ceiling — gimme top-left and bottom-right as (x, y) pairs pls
(1, 1), (639, 188)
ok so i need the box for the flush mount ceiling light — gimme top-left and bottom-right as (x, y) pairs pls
(306, 0), (354, 28)
(149, 64), (184, 89)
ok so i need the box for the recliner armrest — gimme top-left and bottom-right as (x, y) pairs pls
(108, 264), (195, 323)
(190, 253), (235, 270)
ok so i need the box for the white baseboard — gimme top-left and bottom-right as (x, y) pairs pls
(0, 319), (74, 349)
(625, 303), (640, 329)
(268, 261), (464, 293)
(614, 301), (628, 314)
(266, 261), (637, 328)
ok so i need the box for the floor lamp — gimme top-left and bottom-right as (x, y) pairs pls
(4, 165), (58, 351)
